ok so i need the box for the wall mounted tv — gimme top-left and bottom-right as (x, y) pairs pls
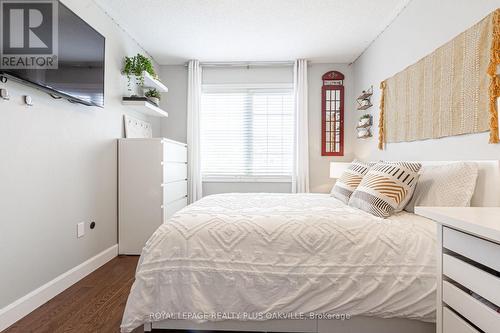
(0, 2), (105, 107)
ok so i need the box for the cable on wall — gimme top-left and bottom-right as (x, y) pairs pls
(91, 0), (159, 65)
(184, 61), (294, 68)
(351, 0), (414, 65)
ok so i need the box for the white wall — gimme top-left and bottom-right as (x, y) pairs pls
(0, 0), (160, 309)
(159, 65), (188, 143)
(353, 0), (500, 161)
(160, 63), (353, 195)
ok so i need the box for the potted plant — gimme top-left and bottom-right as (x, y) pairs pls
(145, 89), (161, 106)
(122, 53), (158, 95)
(359, 114), (371, 127)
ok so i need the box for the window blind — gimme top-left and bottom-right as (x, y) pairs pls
(200, 84), (294, 181)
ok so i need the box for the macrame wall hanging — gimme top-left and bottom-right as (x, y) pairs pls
(378, 9), (500, 150)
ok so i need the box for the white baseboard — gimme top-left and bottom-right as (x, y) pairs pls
(0, 244), (118, 331)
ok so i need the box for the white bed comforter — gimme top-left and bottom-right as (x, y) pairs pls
(121, 193), (436, 332)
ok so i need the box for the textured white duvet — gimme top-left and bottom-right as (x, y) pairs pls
(121, 193), (437, 332)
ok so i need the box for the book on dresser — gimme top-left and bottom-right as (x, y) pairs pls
(118, 138), (188, 255)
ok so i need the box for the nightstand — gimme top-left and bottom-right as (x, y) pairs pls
(415, 207), (500, 333)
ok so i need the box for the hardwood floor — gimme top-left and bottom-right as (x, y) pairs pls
(3, 255), (144, 333)
(1, 256), (270, 333)
(3, 256), (266, 333)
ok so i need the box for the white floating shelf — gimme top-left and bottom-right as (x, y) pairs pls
(142, 71), (168, 92)
(122, 99), (168, 118)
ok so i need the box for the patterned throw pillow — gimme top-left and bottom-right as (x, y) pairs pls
(330, 160), (374, 204)
(348, 161), (422, 218)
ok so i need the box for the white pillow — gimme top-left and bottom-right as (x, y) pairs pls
(404, 162), (479, 213)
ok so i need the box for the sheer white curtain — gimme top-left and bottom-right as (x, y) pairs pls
(187, 60), (203, 203)
(293, 59), (310, 193)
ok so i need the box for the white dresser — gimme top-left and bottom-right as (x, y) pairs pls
(415, 207), (500, 333)
(118, 138), (188, 254)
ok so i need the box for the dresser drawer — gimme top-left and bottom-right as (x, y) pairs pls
(443, 227), (500, 272)
(165, 197), (188, 219)
(163, 180), (187, 204)
(163, 162), (187, 183)
(163, 141), (187, 163)
(442, 280), (500, 333)
(443, 307), (479, 333)
(443, 254), (500, 307)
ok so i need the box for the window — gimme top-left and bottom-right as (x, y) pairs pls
(201, 84), (294, 181)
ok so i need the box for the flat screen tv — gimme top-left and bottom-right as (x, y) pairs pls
(0, 2), (105, 107)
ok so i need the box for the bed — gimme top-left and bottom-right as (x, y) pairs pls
(120, 160), (500, 333)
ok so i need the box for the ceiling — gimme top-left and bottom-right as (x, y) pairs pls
(95, 0), (411, 65)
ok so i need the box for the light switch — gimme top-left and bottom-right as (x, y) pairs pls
(77, 222), (85, 238)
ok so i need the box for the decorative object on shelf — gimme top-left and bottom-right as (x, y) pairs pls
(379, 9), (500, 150)
(124, 115), (153, 138)
(122, 54), (168, 101)
(145, 89), (161, 106)
(123, 53), (158, 92)
(357, 114), (371, 127)
(121, 55), (168, 117)
(357, 127), (371, 139)
(356, 114), (372, 139)
(122, 97), (168, 118)
(321, 71), (345, 156)
(356, 86), (373, 110)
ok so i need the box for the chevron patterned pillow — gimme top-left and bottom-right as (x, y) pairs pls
(330, 160), (374, 204)
(348, 161), (422, 218)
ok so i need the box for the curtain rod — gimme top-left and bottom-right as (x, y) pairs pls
(184, 61), (295, 68)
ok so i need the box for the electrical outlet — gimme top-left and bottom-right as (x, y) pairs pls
(77, 222), (85, 238)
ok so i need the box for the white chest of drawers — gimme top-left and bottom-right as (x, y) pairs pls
(118, 138), (188, 254)
(415, 207), (500, 333)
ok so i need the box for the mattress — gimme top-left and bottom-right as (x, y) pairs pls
(121, 193), (437, 332)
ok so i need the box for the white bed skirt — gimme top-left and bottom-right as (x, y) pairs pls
(149, 317), (435, 333)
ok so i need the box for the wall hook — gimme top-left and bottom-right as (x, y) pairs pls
(0, 88), (9, 100)
(23, 95), (33, 106)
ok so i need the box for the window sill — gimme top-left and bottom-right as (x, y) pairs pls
(202, 177), (292, 183)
